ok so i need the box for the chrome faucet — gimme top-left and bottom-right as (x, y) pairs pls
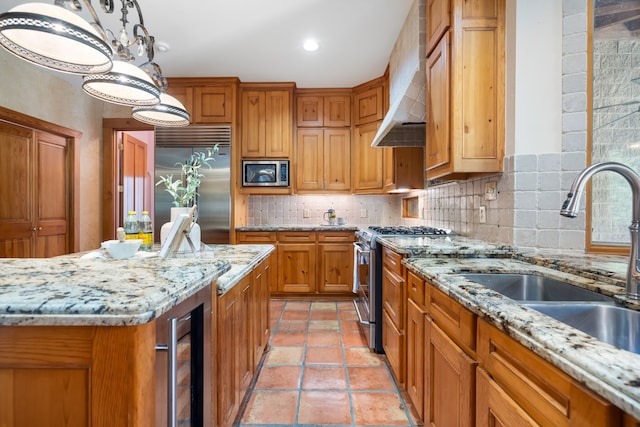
(561, 161), (640, 300)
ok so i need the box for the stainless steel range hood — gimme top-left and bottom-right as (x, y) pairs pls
(371, 0), (426, 148)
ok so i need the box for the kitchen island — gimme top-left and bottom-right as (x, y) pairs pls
(0, 243), (274, 427)
(375, 234), (640, 423)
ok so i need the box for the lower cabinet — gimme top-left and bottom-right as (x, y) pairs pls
(237, 230), (355, 295)
(217, 256), (271, 427)
(406, 297), (425, 418)
(381, 246), (406, 388)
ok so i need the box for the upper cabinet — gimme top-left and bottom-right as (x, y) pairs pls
(240, 84), (294, 158)
(425, 0), (505, 181)
(165, 77), (238, 125)
(296, 128), (351, 193)
(353, 121), (391, 194)
(384, 147), (425, 193)
(296, 93), (351, 128)
(353, 86), (384, 126)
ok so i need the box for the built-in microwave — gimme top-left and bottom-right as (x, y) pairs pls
(242, 159), (289, 187)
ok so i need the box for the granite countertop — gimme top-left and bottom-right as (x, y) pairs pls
(236, 224), (359, 232)
(375, 235), (514, 257)
(0, 244), (274, 327)
(398, 250), (640, 419)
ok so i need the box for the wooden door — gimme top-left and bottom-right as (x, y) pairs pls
(194, 85), (233, 123)
(476, 368), (538, 427)
(424, 320), (476, 427)
(353, 86), (383, 125)
(0, 122), (33, 257)
(241, 91), (266, 157)
(217, 286), (240, 427)
(426, 33), (451, 173)
(353, 122), (386, 193)
(35, 132), (69, 257)
(426, 0), (451, 54)
(296, 129), (324, 191)
(296, 95), (323, 127)
(122, 133), (148, 218)
(277, 243), (316, 293)
(382, 308), (405, 388)
(406, 298), (425, 420)
(265, 90), (292, 157)
(323, 129), (351, 191)
(239, 277), (253, 396)
(324, 95), (351, 127)
(318, 243), (353, 293)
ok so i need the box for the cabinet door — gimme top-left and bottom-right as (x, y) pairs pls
(241, 91), (266, 157)
(297, 96), (323, 127)
(426, 33), (451, 173)
(382, 265), (404, 330)
(318, 243), (353, 293)
(382, 308), (405, 388)
(217, 286), (241, 427)
(353, 86), (383, 125)
(165, 85), (194, 124)
(406, 298), (425, 420)
(194, 85), (233, 123)
(265, 90), (292, 157)
(426, 0), (450, 55)
(424, 320), (476, 427)
(353, 122), (388, 193)
(296, 129), (324, 191)
(323, 129), (351, 191)
(277, 243), (317, 293)
(324, 95), (351, 127)
(476, 368), (538, 427)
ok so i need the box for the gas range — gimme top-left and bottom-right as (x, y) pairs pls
(356, 225), (452, 245)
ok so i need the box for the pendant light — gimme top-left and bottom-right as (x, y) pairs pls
(0, 2), (112, 74)
(132, 93), (191, 127)
(82, 59), (160, 106)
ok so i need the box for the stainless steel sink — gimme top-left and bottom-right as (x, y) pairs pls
(525, 303), (640, 354)
(461, 273), (614, 302)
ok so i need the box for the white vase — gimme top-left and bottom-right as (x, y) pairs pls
(160, 207), (201, 254)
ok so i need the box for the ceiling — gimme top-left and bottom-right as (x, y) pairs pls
(1, 0), (414, 88)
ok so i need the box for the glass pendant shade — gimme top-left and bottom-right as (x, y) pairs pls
(132, 93), (191, 127)
(82, 60), (161, 106)
(0, 3), (112, 74)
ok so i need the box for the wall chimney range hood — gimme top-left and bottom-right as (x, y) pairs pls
(370, 0), (426, 148)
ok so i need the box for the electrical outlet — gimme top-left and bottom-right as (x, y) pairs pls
(484, 181), (497, 201)
(303, 209), (310, 218)
(360, 208), (367, 218)
(479, 206), (487, 223)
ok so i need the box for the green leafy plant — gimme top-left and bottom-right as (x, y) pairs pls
(156, 145), (219, 207)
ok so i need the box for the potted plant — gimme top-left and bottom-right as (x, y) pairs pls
(156, 145), (218, 252)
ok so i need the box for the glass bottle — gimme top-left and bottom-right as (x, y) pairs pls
(123, 211), (139, 240)
(139, 211), (153, 251)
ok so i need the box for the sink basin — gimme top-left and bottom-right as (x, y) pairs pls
(525, 303), (640, 354)
(461, 273), (613, 302)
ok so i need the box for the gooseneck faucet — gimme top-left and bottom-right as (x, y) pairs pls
(561, 161), (640, 300)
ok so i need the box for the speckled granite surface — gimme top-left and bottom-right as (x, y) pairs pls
(236, 225), (359, 232)
(375, 235), (514, 257)
(0, 244), (274, 327)
(402, 255), (640, 419)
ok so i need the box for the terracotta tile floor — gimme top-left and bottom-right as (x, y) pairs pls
(237, 300), (418, 427)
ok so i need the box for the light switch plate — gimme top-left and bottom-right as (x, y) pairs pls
(303, 209), (310, 218)
(479, 206), (487, 223)
(484, 182), (497, 201)
(360, 209), (367, 218)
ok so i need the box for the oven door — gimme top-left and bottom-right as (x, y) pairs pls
(353, 241), (374, 348)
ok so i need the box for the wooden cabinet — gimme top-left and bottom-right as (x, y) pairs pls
(476, 319), (622, 427)
(252, 256), (271, 368)
(425, 0), (505, 180)
(240, 86), (293, 158)
(0, 123), (71, 257)
(353, 121), (391, 194)
(426, 0), (451, 55)
(166, 78), (238, 124)
(406, 297), (425, 419)
(296, 128), (351, 192)
(476, 367), (538, 427)
(235, 231), (278, 292)
(353, 86), (384, 126)
(277, 231), (317, 293)
(318, 231), (355, 293)
(296, 94), (351, 127)
(381, 246), (406, 387)
(384, 147), (425, 193)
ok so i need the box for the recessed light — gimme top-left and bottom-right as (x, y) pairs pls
(155, 41), (171, 53)
(303, 39), (319, 52)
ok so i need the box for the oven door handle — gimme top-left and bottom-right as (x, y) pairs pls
(353, 241), (370, 258)
(353, 299), (370, 325)
(155, 317), (178, 427)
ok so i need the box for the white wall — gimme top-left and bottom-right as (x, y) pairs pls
(510, 0), (563, 155)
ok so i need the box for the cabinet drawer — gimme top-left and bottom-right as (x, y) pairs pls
(277, 231), (317, 242)
(382, 308), (405, 388)
(426, 285), (475, 354)
(236, 231), (277, 243)
(318, 231), (354, 242)
(382, 266), (405, 330)
(477, 319), (621, 427)
(382, 246), (403, 275)
(407, 270), (425, 309)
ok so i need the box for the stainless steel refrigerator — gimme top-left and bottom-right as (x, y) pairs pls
(154, 125), (231, 244)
